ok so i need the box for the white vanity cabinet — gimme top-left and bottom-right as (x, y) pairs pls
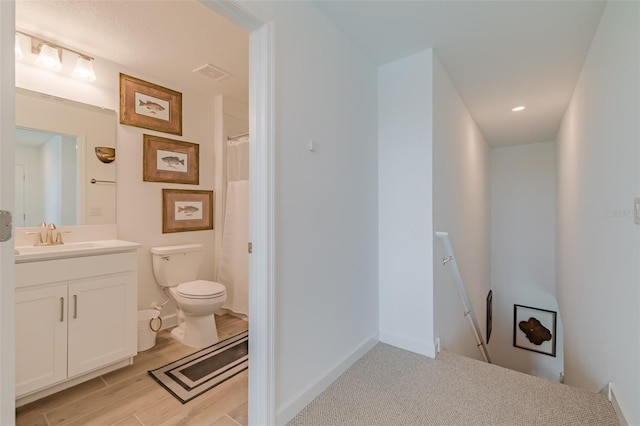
(15, 285), (68, 396)
(67, 275), (134, 377)
(15, 248), (138, 403)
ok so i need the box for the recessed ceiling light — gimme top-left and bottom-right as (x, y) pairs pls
(512, 106), (526, 112)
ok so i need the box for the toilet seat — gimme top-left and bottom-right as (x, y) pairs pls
(176, 280), (226, 299)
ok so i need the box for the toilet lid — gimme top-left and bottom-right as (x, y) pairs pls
(177, 280), (225, 299)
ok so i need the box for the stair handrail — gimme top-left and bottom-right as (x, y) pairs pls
(435, 231), (491, 363)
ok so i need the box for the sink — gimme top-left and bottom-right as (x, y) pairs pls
(15, 242), (98, 254)
(14, 240), (141, 263)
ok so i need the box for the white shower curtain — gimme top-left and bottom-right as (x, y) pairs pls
(217, 136), (249, 316)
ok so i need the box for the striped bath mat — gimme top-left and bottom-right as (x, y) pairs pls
(148, 331), (248, 403)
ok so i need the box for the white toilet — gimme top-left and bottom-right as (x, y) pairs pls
(151, 244), (227, 348)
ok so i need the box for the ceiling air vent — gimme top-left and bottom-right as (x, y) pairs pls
(193, 63), (230, 81)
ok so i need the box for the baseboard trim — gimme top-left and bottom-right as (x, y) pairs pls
(600, 382), (629, 426)
(160, 313), (236, 331)
(16, 358), (132, 407)
(379, 331), (437, 358)
(276, 333), (379, 425)
(608, 383), (629, 426)
(160, 313), (177, 330)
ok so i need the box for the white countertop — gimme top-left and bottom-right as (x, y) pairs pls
(14, 240), (141, 263)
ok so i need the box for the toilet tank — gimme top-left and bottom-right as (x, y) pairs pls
(151, 244), (203, 287)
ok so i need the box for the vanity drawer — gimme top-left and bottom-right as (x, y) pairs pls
(15, 252), (136, 288)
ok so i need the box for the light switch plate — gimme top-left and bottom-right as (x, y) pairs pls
(635, 198), (640, 225)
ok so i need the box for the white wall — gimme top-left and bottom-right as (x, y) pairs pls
(377, 49), (491, 364)
(491, 141), (563, 381)
(237, 2), (379, 423)
(116, 70), (217, 319)
(432, 54), (491, 361)
(378, 49), (435, 356)
(556, 2), (640, 423)
(16, 46), (218, 316)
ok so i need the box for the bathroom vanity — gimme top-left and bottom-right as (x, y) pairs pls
(14, 240), (140, 405)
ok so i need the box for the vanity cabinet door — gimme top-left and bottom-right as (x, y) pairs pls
(67, 273), (136, 377)
(15, 285), (68, 397)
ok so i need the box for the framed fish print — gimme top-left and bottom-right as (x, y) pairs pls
(162, 189), (214, 233)
(119, 73), (182, 135)
(143, 134), (199, 184)
(513, 304), (557, 357)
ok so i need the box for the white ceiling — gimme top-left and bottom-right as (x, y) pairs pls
(15, 0), (249, 102)
(16, 1), (606, 147)
(314, 1), (606, 146)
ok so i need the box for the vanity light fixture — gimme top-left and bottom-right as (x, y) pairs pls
(511, 106), (526, 112)
(16, 30), (97, 82)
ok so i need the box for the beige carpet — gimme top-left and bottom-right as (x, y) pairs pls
(288, 343), (618, 426)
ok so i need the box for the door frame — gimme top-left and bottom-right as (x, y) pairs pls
(0, 1), (16, 424)
(0, 1), (276, 424)
(202, 2), (276, 425)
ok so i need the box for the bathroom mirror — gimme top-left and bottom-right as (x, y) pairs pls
(15, 88), (117, 227)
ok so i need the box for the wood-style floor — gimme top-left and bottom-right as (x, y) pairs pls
(16, 314), (249, 426)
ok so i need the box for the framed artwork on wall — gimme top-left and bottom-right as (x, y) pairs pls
(119, 73), (182, 135)
(513, 304), (557, 357)
(162, 189), (214, 233)
(143, 134), (199, 185)
(486, 290), (493, 344)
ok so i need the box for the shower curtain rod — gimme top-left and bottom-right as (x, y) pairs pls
(227, 132), (249, 140)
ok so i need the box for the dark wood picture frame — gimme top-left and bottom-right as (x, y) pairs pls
(119, 73), (182, 135)
(513, 304), (557, 357)
(143, 134), (199, 185)
(486, 290), (493, 344)
(162, 189), (214, 233)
